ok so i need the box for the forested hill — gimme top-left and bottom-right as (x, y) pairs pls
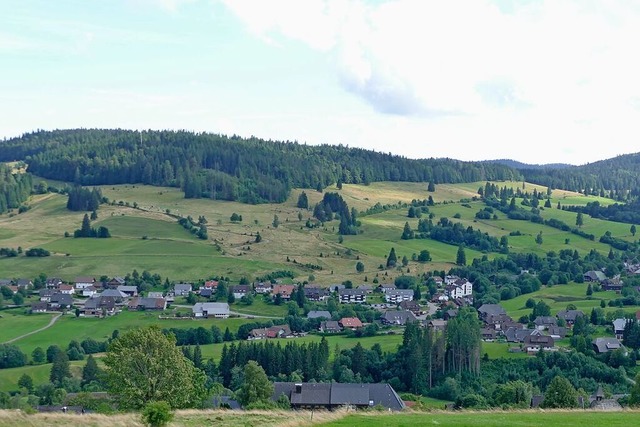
(519, 152), (640, 201)
(0, 165), (32, 214)
(0, 129), (520, 204)
(483, 159), (572, 170)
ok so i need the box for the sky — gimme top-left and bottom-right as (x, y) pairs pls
(2, 0), (640, 165)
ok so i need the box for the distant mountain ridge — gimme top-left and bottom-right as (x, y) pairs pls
(482, 159), (573, 170)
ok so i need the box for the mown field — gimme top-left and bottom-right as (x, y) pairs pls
(317, 410), (640, 427)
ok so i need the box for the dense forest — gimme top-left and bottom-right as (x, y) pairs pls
(0, 165), (32, 214)
(0, 129), (521, 204)
(519, 153), (640, 201)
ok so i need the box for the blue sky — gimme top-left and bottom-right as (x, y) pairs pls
(2, 0), (640, 165)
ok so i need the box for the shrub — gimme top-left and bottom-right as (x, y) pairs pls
(142, 401), (174, 427)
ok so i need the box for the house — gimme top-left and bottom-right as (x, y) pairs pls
(201, 280), (219, 291)
(547, 325), (567, 339)
(443, 309), (458, 320)
(15, 278), (32, 288)
(307, 310), (331, 320)
(428, 319), (448, 331)
(399, 300), (421, 314)
(58, 284), (75, 295)
(303, 287), (330, 302)
(272, 284), (295, 300)
(602, 276), (624, 292)
(504, 327), (535, 343)
(380, 310), (417, 325)
(147, 291), (164, 299)
(432, 276), (444, 287)
(524, 334), (555, 354)
(592, 337), (624, 354)
(444, 275), (461, 285)
(128, 297), (167, 311)
(556, 309), (585, 326)
(249, 324), (292, 340)
(192, 302), (229, 318)
(613, 318), (630, 339)
(478, 304), (507, 320)
(106, 277), (126, 288)
(31, 302), (48, 313)
(339, 289), (366, 304)
(357, 284), (374, 294)
(117, 285), (138, 297)
(272, 382), (405, 411)
(379, 284), (397, 293)
(384, 289), (413, 304)
(339, 317), (363, 329)
(231, 285), (251, 300)
(255, 282), (272, 294)
(99, 289), (128, 303)
(584, 270), (606, 283)
(74, 276), (96, 290)
(82, 286), (98, 297)
(45, 278), (63, 289)
(39, 289), (55, 302)
(320, 320), (342, 333)
(49, 293), (73, 310)
(445, 279), (473, 299)
(82, 296), (117, 317)
(173, 283), (192, 296)
(0, 279), (12, 287)
(481, 328), (496, 341)
(533, 316), (557, 330)
(199, 288), (213, 298)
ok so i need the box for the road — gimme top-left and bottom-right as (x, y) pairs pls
(3, 313), (62, 344)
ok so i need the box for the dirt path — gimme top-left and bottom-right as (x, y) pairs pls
(3, 313), (62, 344)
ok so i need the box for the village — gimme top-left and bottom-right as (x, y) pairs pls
(2, 266), (638, 361)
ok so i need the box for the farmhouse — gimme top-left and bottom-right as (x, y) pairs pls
(272, 382), (405, 411)
(304, 286), (330, 301)
(106, 276), (126, 288)
(380, 310), (417, 326)
(173, 283), (192, 296)
(254, 282), (272, 294)
(592, 337), (624, 354)
(307, 310), (331, 320)
(249, 324), (292, 340)
(192, 302), (229, 318)
(128, 297), (167, 311)
(117, 285), (139, 297)
(58, 284), (75, 295)
(82, 296), (117, 317)
(583, 270), (606, 283)
(81, 286), (98, 297)
(320, 320), (342, 333)
(339, 317), (363, 329)
(612, 318), (630, 339)
(556, 309), (585, 326)
(45, 278), (63, 289)
(231, 285), (251, 299)
(30, 302), (48, 313)
(272, 284), (295, 300)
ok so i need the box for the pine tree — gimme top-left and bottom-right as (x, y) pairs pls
(576, 212), (584, 228)
(386, 248), (397, 268)
(82, 354), (100, 386)
(456, 245), (466, 266)
(192, 345), (203, 369)
(49, 351), (71, 386)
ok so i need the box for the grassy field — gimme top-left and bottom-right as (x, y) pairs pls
(0, 310), (56, 343)
(0, 360), (90, 393)
(5, 311), (254, 356)
(318, 410), (640, 427)
(0, 180), (626, 285)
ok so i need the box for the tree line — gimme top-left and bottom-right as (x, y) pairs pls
(0, 129), (521, 204)
(0, 165), (32, 214)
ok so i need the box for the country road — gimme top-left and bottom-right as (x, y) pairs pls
(2, 313), (62, 344)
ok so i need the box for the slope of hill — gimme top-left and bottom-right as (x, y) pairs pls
(0, 129), (521, 204)
(483, 159), (573, 170)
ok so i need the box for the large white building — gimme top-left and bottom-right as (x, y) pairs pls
(446, 279), (473, 299)
(192, 302), (229, 318)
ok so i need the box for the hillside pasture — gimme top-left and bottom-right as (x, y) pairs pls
(0, 310), (56, 343)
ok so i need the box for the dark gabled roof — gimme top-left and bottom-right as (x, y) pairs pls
(533, 316), (557, 326)
(330, 383), (370, 405)
(272, 382), (405, 411)
(290, 383), (332, 405)
(381, 310), (417, 325)
(50, 293), (73, 305)
(557, 309), (584, 321)
(339, 289), (366, 296)
(368, 383), (405, 411)
(478, 304), (506, 317)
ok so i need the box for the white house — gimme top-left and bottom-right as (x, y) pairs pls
(82, 286), (98, 297)
(192, 302), (230, 318)
(59, 284), (75, 295)
(446, 279), (473, 299)
(74, 276), (96, 290)
(173, 283), (192, 296)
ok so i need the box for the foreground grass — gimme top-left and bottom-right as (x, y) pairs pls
(318, 410), (640, 427)
(1, 409), (639, 427)
(0, 409), (344, 427)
